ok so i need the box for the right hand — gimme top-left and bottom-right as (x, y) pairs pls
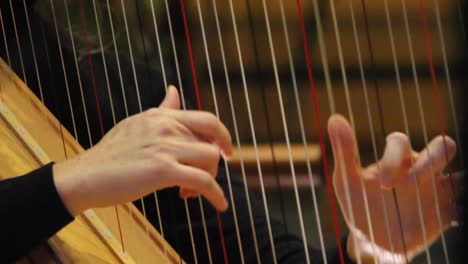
(53, 85), (233, 216)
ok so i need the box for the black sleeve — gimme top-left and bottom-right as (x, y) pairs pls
(0, 163), (74, 263)
(147, 162), (354, 264)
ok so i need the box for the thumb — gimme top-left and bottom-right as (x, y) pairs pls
(327, 114), (359, 177)
(159, 85), (180, 109)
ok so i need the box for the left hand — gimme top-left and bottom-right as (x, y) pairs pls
(328, 114), (459, 263)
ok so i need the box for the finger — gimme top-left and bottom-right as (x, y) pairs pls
(379, 132), (412, 188)
(408, 135), (456, 182)
(174, 164), (228, 211)
(175, 141), (221, 177)
(159, 85), (180, 109)
(327, 114), (359, 177)
(163, 110), (233, 157)
(179, 188), (200, 199)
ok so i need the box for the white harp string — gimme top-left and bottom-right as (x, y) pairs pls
(278, 1), (327, 262)
(120, 0), (152, 235)
(149, 0), (168, 256)
(90, 0), (116, 127)
(195, 1), (247, 263)
(328, 1), (377, 262)
(49, 0), (78, 142)
(211, 0), (261, 262)
(105, 0), (129, 118)
(8, 0), (27, 85)
(309, 0), (361, 261)
(347, 0), (396, 261)
(162, 1), (199, 262)
(227, 0), (278, 261)
(0, 9), (11, 66)
(400, 0), (449, 262)
(261, 1), (310, 262)
(433, 0), (464, 168)
(22, 0), (44, 103)
(63, 0), (92, 147)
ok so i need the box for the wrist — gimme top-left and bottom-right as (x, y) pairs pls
(53, 158), (88, 216)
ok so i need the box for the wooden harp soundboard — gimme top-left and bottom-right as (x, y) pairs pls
(0, 58), (182, 263)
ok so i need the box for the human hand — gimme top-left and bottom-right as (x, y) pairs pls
(53, 86), (233, 216)
(328, 114), (458, 263)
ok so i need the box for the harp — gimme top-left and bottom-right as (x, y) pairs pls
(0, 0), (466, 263)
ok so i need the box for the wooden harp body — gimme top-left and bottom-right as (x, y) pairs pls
(0, 60), (181, 263)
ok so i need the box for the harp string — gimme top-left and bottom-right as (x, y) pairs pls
(418, 0), (458, 210)
(161, 1), (200, 262)
(75, 0), (126, 252)
(296, 0), (346, 262)
(367, 1), (432, 262)
(245, 0), (290, 237)
(365, 0), (439, 262)
(433, 0), (464, 168)
(260, 0), (312, 261)
(148, 0), (169, 256)
(211, 0), (262, 261)
(278, 0), (328, 262)
(22, 0), (44, 103)
(49, 0), (78, 142)
(0, 9), (10, 67)
(133, 3), (170, 255)
(105, 0), (129, 118)
(346, 0), (398, 262)
(381, 0), (418, 261)
(119, 0), (151, 232)
(227, 0), (279, 261)
(90, 0), (116, 127)
(418, 0), (459, 261)
(178, 1), (230, 263)
(63, 0), (92, 148)
(8, 0), (27, 85)
(328, 0), (382, 262)
(195, 0), (246, 262)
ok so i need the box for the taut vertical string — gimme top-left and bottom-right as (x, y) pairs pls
(179, 1), (229, 263)
(148, 0), (168, 257)
(76, 0), (125, 252)
(49, 0), (78, 142)
(211, 0), (261, 261)
(346, 1), (396, 262)
(432, 0), (464, 169)
(21, 0), (43, 103)
(245, 0), (289, 236)
(295, 0), (345, 262)
(418, 0), (457, 262)
(0, 8), (10, 66)
(278, 0), (327, 262)
(227, 0), (278, 261)
(8, 0), (27, 85)
(195, 0), (247, 262)
(261, 0), (310, 262)
(62, 0), (92, 147)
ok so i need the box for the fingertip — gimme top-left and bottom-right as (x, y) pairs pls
(327, 114), (355, 144)
(218, 197), (229, 212)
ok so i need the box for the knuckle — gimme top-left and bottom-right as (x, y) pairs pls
(157, 118), (177, 136)
(145, 107), (161, 117)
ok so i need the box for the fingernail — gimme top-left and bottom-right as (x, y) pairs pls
(220, 150), (230, 161)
